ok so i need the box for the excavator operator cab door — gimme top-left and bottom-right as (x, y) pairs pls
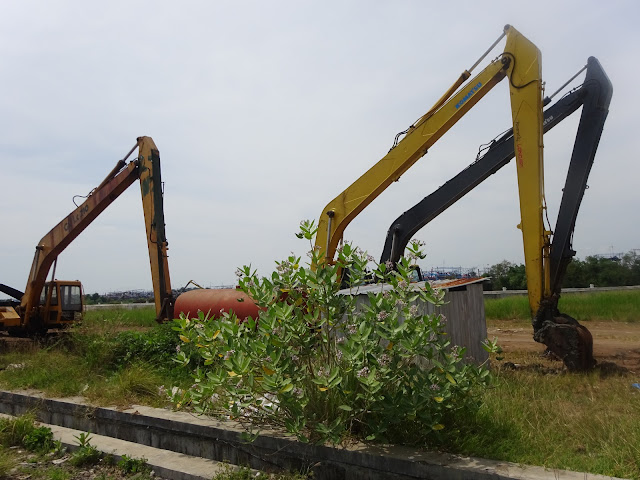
(39, 282), (60, 325)
(58, 282), (83, 324)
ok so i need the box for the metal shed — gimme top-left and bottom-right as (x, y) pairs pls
(340, 277), (489, 365)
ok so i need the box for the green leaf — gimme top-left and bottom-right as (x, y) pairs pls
(338, 405), (353, 411)
(328, 375), (342, 389)
(279, 383), (294, 394)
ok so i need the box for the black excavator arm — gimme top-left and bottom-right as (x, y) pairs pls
(532, 58), (612, 369)
(381, 57), (611, 269)
(380, 57), (612, 370)
(546, 57), (613, 298)
(0, 284), (24, 301)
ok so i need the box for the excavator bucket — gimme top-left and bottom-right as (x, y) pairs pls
(534, 314), (596, 371)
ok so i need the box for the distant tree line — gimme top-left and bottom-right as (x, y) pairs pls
(83, 287), (200, 305)
(483, 250), (640, 291)
(83, 292), (154, 305)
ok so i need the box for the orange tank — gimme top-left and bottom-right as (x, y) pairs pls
(175, 288), (260, 321)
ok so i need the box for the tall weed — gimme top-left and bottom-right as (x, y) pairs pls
(0, 414), (37, 447)
(174, 222), (493, 445)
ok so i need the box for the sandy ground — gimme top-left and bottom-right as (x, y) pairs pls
(487, 319), (640, 373)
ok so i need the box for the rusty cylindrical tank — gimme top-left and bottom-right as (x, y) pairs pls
(174, 288), (260, 321)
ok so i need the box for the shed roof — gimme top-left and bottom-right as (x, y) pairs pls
(338, 277), (487, 296)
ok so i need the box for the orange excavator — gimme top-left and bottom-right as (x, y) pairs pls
(0, 137), (174, 335)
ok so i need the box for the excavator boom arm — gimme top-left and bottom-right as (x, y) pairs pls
(137, 137), (174, 322)
(21, 161), (140, 316)
(506, 32), (546, 316)
(380, 58), (609, 266)
(20, 137), (174, 323)
(314, 25), (542, 268)
(547, 57), (613, 297)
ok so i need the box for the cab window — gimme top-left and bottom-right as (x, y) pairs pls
(39, 285), (58, 306)
(409, 268), (421, 283)
(61, 285), (82, 311)
(39, 286), (47, 305)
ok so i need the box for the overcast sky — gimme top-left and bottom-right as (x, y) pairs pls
(1, 0), (637, 296)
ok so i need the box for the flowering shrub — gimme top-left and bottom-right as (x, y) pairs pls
(173, 220), (491, 444)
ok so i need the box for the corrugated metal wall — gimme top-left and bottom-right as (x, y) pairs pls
(435, 283), (488, 364)
(351, 282), (488, 365)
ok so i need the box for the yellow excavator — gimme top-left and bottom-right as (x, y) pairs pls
(314, 25), (599, 370)
(0, 136), (174, 336)
(380, 58), (613, 371)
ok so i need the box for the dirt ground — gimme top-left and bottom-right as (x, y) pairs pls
(487, 319), (640, 373)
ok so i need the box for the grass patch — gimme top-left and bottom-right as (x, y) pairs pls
(1, 307), (639, 478)
(484, 295), (531, 321)
(449, 363), (640, 479)
(0, 448), (16, 478)
(82, 306), (157, 329)
(86, 363), (167, 407)
(0, 319), (195, 406)
(0, 351), (87, 396)
(559, 290), (640, 322)
(485, 289), (640, 322)
(213, 465), (308, 479)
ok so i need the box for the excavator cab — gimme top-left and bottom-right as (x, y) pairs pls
(409, 266), (424, 283)
(38, 280), (83, 327)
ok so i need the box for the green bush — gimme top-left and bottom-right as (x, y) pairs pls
(70, 432), (101, 467)
(69, 444), (101, 467)
(69, 323), (200, 374)
(0, 415), (57, 454)
(0, 414), (38, 447)
(23, 425), (54, 452)
(117, 454), (150, 474)
(173, 221), (491, 445)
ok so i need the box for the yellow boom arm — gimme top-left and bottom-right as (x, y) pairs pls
(314, 25), (546, 312)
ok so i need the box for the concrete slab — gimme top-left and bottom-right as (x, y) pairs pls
(1, 413), (254, 480)
(0, 390), (627, 480)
